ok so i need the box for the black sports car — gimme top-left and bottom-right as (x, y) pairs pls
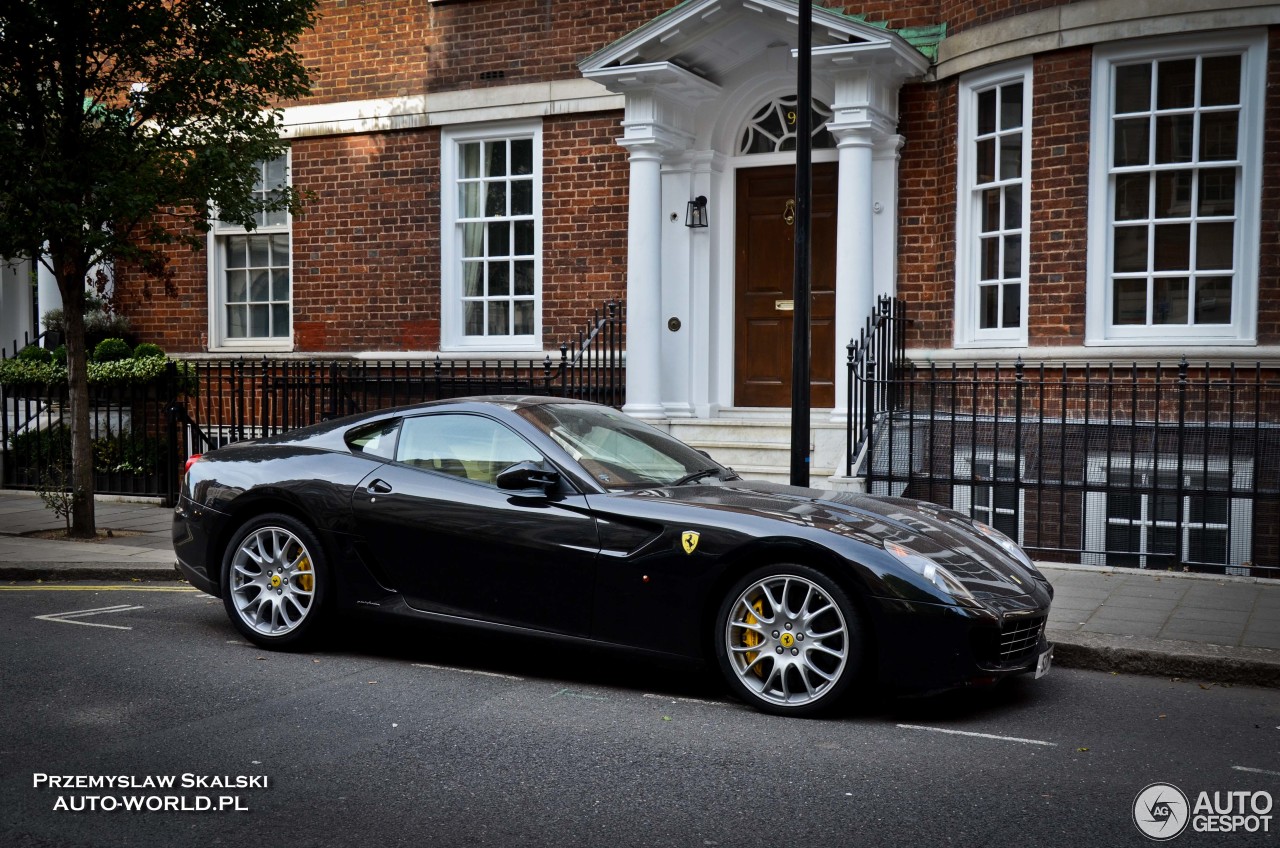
(173, 396), (1052, 716)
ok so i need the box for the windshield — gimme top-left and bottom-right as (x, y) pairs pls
(516, 403), (731, 490)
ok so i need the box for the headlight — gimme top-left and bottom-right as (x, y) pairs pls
(885, 541), (974, 599)
(971, 521), (1041, 576)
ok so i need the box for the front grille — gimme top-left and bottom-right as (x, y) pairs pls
(998, 616), (1045, 666)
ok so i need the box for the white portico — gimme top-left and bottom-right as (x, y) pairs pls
(581, 0), (928, 445)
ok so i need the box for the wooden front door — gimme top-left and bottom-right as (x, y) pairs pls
(733, 164), (837, 408)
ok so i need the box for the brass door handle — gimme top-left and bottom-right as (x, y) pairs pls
(783, 199), (795, 226)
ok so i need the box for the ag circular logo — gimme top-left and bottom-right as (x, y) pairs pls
(1133, 783), (1190, 841)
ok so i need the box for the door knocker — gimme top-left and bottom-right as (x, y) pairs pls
(783, 199), (796, 226)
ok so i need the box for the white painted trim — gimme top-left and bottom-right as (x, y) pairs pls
(278, 80), (621, 139)
(954, 61), (1033, 349)
(906, 344), (1280, 366)
(438, 119), (543, 353)
(936, 1), (1280, 80)
(1084, 30), (1266, 346)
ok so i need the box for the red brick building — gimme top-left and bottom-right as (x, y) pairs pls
(10, 0), (1279, 571)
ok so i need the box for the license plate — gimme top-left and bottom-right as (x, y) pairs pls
(1035, 646), (1053, 679)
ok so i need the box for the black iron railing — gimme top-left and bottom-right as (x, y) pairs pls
(847, 324), (1280, 577)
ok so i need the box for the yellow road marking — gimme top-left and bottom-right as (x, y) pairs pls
(0, 585), (197, 593)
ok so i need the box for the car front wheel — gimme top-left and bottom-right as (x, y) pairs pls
(715, 564), (862, 716)
(221, 513), (328, 649)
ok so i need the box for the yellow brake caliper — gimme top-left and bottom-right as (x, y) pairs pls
(742, 599), (765, 678)
(296, 550), (314, 593)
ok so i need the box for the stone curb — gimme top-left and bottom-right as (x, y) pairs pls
(0, 564), (184, 582)
(1048, 629), (1280, 689)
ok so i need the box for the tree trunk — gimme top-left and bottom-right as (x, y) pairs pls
(56, 257), (96, 538)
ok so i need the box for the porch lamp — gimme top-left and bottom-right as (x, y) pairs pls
(685, 195), (709, 228)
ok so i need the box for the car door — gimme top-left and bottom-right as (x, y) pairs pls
(350, 411), (599, 636)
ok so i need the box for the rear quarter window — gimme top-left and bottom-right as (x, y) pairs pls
(345, 420), (400, 458)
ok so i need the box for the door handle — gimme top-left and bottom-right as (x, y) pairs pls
(367, 479), (392, 494)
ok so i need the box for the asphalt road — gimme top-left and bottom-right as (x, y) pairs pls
(1, 583), (1277, 848)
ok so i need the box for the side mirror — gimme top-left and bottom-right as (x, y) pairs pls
(495, 460), (560, 494)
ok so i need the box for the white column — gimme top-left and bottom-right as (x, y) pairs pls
(37, 259), (61, 333)
(832, 129), (875, 417)
(622, 142), (666, 419)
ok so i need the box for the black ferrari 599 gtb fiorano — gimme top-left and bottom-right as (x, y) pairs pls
(173, 396), (1053, 716)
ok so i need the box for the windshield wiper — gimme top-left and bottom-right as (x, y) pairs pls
(672, 467), (729, 486)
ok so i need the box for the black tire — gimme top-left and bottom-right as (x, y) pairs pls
(714, 563), (862, 716)
(220, 513), (330, 649)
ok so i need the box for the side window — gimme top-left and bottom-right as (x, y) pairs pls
(346, 420), (400, 459)
(397, 414), (543, 486)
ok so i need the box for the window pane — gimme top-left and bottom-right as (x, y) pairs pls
(1156, 59), (1196, 109)
(1195, 277), (1232, 323)
(486, 141), (506, 177)
(1113, 226), (1148, 272)
(514, 220), (534, 256)
(271, 304), (289, 337)
(488, 261), (509, 296)
(1002, 283), (1021, 327)
(1115, 173), (1149, 220)
(249, 304), (270, 337)
(265, 156), (286, 189)
(1114, 118), (1150, 166)
(1189, 493), (1229, 524)
(487, 301), (509, 335)
(226, 271), (247, 303)
(249, 236), (270, 268)
(271, 234), (290, 266)
(514, 261), (534, 296)
(488, 221), (510, 257)
(250, 271), (270, 302)
(1115, 63), (1152, 113)
(1154, 171), (1193, 218)
(227, 306), (246, 338)
(977, 89), (996, 135)
(511, 138), (533, 175)
(462, 262), (483, 297)
(511, 179), (533, 216)
(485, 182), (506, 217)
(979, 285), (999, 329)
(514, 300), (534, 335)
(994, 482), (1017, 512)
(1002, 235), (1021, 279)
(1153, 224), (1190, 271)
(999, 134), (1021, 180)
(462, 223), (484, 258)
(1153, 278), (1188, 324)
(271, 270), (289, 301)
(460, 143), (481, 179)
(976, 139), (995, 183)
(980, 237), (999, 280)
(465, 302), (484, 335)
(1001, 83), (1023, 130)
(226, 237), (247, 269)
(1198, 169), (1236, 215)
(1196, 222), (1234, 270)
(1003, 185), (1021, 229)
(1154, 114), (1193, 164)
(1113, 279), (1148, 324)
(981, 188), (1000, 232)
(1201, 55), (1241, 106)
(460, 182), (482, 218)
(1199, 111), (1239, 161)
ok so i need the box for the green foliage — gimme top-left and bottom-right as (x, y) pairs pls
(9, 424), (166, 476)
(92, 337), (132, 363)
(0, 356), (65, 390)
(36, 465), (78, 535)
(52, 345), (67, 365)
(0, 352), (192, 390)
(16, 345), (53, 363)
(132, 342), (166, 359)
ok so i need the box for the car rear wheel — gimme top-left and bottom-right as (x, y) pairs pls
(221, 513), (328, 649)
(715, 564), (862, 716)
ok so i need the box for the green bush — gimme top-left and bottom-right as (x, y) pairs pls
(7, 424), (166, 475)
(92, 337), (132, 363)
(0, 349), (192, 391)
(16, 345), (53, 364)
(132, 342), (166, 359)
(52, 345), (67, 365)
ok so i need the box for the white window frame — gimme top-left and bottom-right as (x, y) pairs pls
(1085, 31), (1265, 346)
(1084, 454), (1252, 572)
(955, 61), (1032, 348)
(440, 120), (542, 352)
(952, 451), (1025, 544)
(206, 152), (293, 352)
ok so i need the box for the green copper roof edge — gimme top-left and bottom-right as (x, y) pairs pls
(842, 13), (947, 62)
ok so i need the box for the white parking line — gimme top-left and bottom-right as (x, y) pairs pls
(897, 723), (1057, 747)
(34, 604), (143, 630)
(410, 663), (522, 681)
(1233, 766), (1280, 777)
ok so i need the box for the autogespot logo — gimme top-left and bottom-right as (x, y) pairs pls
(1134, 783), (1190, 841)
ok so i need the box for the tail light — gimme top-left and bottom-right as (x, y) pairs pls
(182, 454), (203, 479)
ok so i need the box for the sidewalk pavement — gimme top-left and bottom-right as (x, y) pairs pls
(0, 489), (1277, 687)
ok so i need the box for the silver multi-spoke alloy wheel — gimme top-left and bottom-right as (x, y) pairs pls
(227, 521), (318, 640)
(720, 568), (857, 713)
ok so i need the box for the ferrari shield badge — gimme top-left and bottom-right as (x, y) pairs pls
(681, 531), (700, 555)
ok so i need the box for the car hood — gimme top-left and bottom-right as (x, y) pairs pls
(631, 479), (1047, 602)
